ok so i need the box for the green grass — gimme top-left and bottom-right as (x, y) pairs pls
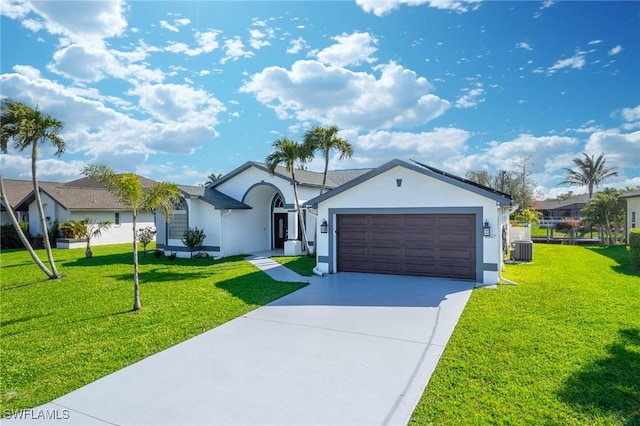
(271, 255), (316, 276)
(411, 244), (640, 425)
(0, 244), (306, 413)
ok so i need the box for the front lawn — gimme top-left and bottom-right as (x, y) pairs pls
(0, 244), (306, 413)
(271, 255), (316, 276)
(411, 244), (640, 425)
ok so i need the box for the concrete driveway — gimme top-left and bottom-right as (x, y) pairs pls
(4, 271), (473, 426)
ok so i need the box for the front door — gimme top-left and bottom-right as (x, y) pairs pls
(274, 213), (288, 249)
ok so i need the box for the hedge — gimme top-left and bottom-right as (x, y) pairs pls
(0, 222), (30, 249)
(630, 228), (640, 267)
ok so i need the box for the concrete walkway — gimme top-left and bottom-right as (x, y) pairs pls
(3, 254), (474, 426)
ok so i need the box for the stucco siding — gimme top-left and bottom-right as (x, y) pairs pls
(626, 196), (640, 241)
(314, 166), (503, 284)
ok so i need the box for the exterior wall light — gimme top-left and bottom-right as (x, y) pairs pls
(483, 220), (491, 237)
(320, 219), (328, 234)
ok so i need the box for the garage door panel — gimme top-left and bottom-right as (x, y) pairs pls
(337, 214), (476, 280)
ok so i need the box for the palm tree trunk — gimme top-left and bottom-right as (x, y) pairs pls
(291, 169), (311, 254)
(31, 143), (60, 278)
(132, 211), (141, 311)
(0, 171), (55, 278)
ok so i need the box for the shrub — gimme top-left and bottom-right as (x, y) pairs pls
(0, 222), (30, 249)
(629, 229), (640, 267)
(138, 226), (156, 256)
(48, 220), (61, 247)
(153, 249), (164, 258)
(182, 227), (206, 258)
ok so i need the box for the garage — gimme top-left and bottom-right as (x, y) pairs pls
(337, 213), (476, 279)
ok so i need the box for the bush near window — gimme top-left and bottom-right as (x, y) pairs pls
(182, 227), (206, 257)
(629, 228), (640, 267)
(0, 222), (30, 249)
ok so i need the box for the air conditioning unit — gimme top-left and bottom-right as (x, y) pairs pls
(511, 240), (533, 262)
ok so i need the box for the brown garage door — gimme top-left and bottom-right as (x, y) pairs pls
(337, 214), (476, 279)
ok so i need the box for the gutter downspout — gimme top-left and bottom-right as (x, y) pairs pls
(216, 209), (232, 260)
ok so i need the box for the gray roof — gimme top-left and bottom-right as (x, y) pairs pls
(306, 159), (515, 208)
(1, 179), (56, 210)
(533, 193), (590, 210)
(620, 190), (640, 199)
(178, 185), (250, 210)
(212, 161), (369, 190)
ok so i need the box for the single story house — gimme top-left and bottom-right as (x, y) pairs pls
(621, 190), (640, 242)
(533, 193), (590, 222)
(156, 159), (516, 284)
(2, 177), (156, 247)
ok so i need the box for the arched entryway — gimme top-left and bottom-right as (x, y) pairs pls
(272, 194), (288, 249)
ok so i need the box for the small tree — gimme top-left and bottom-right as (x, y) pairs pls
(60, 217), (113, 257)
(138, 226), (156, 255)
(182, 227), (206, 257)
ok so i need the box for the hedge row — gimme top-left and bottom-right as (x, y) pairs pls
(630, 228), (640, 267)
(0, 222), (30, 249)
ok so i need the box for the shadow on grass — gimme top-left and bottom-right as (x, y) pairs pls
(0, 313), (52, 329)
(272, 256), (315, 276)
(2, 277), (55, 291)
(585, 245), (640, 277)
(558, 328), (640, 424)
(107, 267), (213, 283)
(215, 270), (306, 306)
(61, 252), (243, 268)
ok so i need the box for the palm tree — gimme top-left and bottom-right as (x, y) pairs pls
(207, 173), (222, 184)
(265, 137), (313, 253)
(303, 125), (353, 195)
(60, 217), (114, 258)
(561, 152), (618, 199)
(0, 169), (56, 278)
(1, 99), (65, 278)
(83, 164), (181, 311)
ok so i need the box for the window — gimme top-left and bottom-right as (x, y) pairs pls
(273, 194), (284, 208)
(115, 212), (120, 225)
(633, 211), (636, 229)
(168, 198), (188, 239)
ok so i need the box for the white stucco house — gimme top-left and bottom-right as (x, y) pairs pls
(156, 159), (516, 285)
(621, 190), (640, 242)
(2, 177), (156, 247)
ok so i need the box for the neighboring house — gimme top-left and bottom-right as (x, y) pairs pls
(156, 159), (516, 285)
(1, 179), (54, 225)
(533, 193), (590, 222)
(2, 177), (156, 246)
(621, 190), (640, 242)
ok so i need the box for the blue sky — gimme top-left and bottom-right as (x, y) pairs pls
(1, 0), (639, 199)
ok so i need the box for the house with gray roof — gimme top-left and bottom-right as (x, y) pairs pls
(1, 176), (158, 247)
(156, 159), (515, 285)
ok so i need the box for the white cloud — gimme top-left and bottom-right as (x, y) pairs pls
(249, 29), (271, 50)
(357, 128), (470, 155)
(316, 32), (378, 67)
(165, 30), (221, 56)
(547, 52), (586, 74)
(221, 37), (254, 64)
(355, 0), (480, 16)
(585, 129), (640, 169)
(287, 37), (308, 54)
(608, 45), (622, 56)
(127, 83), (225, 125)
(47, 42), (165, 83)
(588, 39), (603, 45)
(455, 82), (485, 108)
(1, 154), (86, 182)
(159, 20), (179, 32)
(620, 105), (640, 122)
(22, 0), (127, 43)
(0, 72), (222, 176)
(516, 42), (533, 51)
(12, 64), (41, 79)
(240, 60), (449, 131)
